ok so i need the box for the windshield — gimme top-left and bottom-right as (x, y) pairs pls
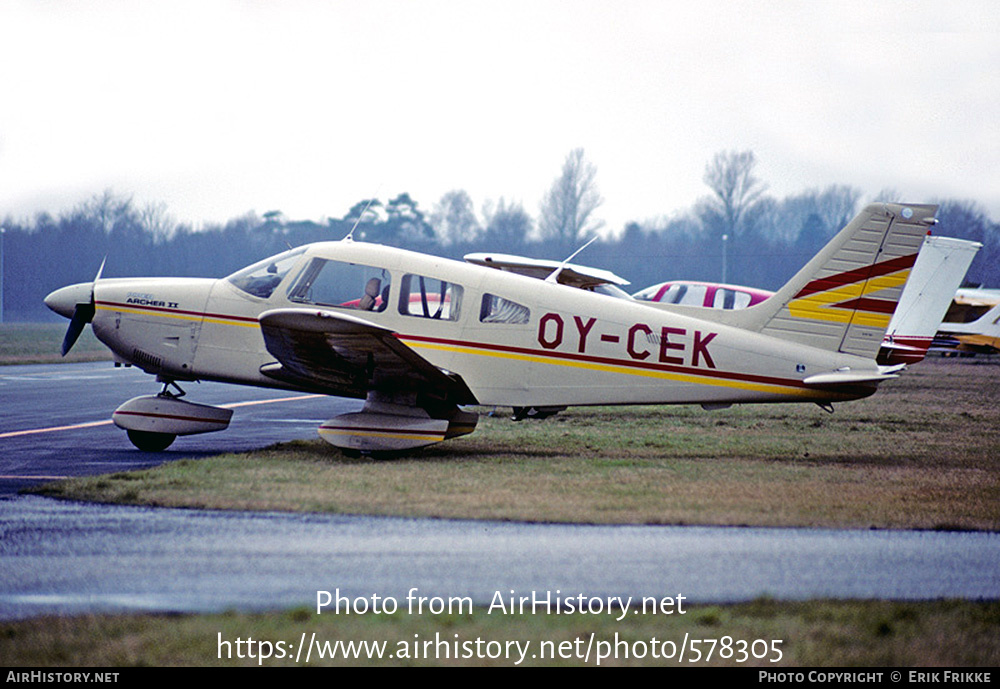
(227, 248), (306, 298)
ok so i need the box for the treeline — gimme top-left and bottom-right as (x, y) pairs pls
(2, 150), (997, 321)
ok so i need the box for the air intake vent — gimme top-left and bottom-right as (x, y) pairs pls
(131, 348), (163, 373)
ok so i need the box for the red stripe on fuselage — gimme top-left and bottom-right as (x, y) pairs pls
(99, 300), (865, 396)
(398, 333), (818, 391)
(98, 300), (260, 323)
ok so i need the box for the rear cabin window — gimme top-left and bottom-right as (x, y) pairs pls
(287, 258), (391, 312)
(480, 294), (530, 324)
(399, 274), (463, 321)
(712, 288), (753, 310)
(654, 283), (708, 306)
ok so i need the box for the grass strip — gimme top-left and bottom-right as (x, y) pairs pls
(0, 323), (111, 364)
(2, 600), (997, 666)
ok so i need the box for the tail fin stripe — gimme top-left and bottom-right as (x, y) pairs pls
(787, 266), (912, 325)
(794, 252), (918, 299)
(834, 297), (900, 315)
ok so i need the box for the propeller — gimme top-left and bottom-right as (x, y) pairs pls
(59, 258), (105, 356)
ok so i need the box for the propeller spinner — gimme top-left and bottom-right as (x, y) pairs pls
(43, 258), (105, 355)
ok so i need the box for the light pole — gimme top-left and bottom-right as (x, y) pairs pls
(721, 233), (728, 284)
(0, 227), (5, 324)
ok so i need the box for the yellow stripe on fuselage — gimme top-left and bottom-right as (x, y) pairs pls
(96, 304), (260, 328)
(100, 301), (841, 400)
(401, 339), (822, 399)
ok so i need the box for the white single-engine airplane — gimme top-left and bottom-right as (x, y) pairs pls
(45, 203), (936, 453)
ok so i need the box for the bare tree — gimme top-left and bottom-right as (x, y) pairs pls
(80, 189), (136, 235)
(819, 185), (862, 231)
(538, 148), (604, 247)
(935, 199), (994, 285)
(482, 197), (532, 248)
(139, 201), (175, 244)
(702, 150), (768, 240)
(872, 188), (902, 204)
(430, 189), (482, 245)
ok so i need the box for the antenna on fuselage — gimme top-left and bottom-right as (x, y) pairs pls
(343, 191), (381, 242)
(545, 235), (599, 284)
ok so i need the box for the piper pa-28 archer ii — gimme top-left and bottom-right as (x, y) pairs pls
(45, 202), (937, 453)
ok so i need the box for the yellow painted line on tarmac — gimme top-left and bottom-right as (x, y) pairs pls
(0, 419), (114, 439)
(0, 394), (327, 440)
(0, 475), (71, 480)
(222, 394), (325, 409)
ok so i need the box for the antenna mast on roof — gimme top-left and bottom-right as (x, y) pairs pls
(343, 190), (381, 242)
(545, 235), (599, 284)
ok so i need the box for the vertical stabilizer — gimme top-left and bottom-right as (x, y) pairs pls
(754, 203), (938, 359)
(880, 235), (981, 364)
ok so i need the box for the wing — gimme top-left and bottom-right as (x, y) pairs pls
(257, 308), (476, 404)
(464, 252), (629, 290)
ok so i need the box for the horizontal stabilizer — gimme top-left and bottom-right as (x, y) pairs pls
(802, 364), (906, 386)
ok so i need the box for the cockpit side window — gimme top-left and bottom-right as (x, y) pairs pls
(287, 258), (392, 312)
(399, 274), (463, 321)
(227, 248), (306, 299)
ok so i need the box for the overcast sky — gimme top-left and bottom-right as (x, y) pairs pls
(1, 0), (997, 234)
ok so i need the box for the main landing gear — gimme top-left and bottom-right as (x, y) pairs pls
(112, 380), (234, 452)
(126, 428), (177, 452)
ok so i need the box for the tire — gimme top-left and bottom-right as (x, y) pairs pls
(126, 429), (177, 452)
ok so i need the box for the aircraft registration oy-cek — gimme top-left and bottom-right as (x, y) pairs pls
(46, 203), (937, 453)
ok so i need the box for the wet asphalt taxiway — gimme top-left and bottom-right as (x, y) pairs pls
(0, 361), (358, 496)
